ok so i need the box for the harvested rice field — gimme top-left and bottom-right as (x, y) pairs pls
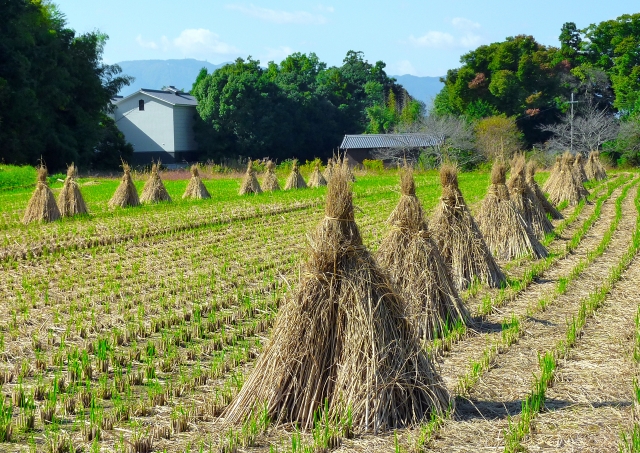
(0, 164), (638, 452)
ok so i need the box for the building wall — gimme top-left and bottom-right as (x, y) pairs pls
(173, 106), (198, 152)
(113, 94), (175, 153)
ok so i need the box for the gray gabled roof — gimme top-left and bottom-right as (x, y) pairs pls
(340, 133), (441, 149)
(113, 88), (198, 107)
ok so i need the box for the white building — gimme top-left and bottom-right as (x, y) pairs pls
(111, 86), (199, 164)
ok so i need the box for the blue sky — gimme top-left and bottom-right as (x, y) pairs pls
(56, 0), (638, 77)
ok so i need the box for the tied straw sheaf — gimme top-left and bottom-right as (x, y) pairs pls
(284, 159), (307, 190)
(377, 165), (471, 342)
(525, 161), (563, 220)
(430, 163), (506, 290)
(239, 160), (262, 195)
(584, 151), (607, 181)
(545, 152), (590, 206)
(477, 161), (547, 260)
(58, 163), (89, 217)
(261, 160), (281, 191)
(140, 161), (171, 204)
(22, 164), (61, 224)
(182, 165), (210, 200)
(308, 162), (327, 188)
(223, 160), (450, 432)
(109, 161), (140, 209)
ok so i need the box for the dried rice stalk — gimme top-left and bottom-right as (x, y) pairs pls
(140, 162), (172, 203)
(342, 157), (356, 182)
(377, 166), (471, 342)
(308, 163), (327, 188)
(182, 165), (210, 199)
(572, 153), (588, 183)
(526, 161), (562, 220)
(542, 156), (562, 192)
(430, 163), (505, 290)
(261, 160), (280, 191)
(239, 160), (263, 195)
(284, 160), (307, 190)
(545, 152), (589, 206)
(585, 151), (607, 181)
(507, 155), (554, 240)
(224, 161), (450, 432)
(477, 161), (547, 260)
(57, 163), (88, 217)
(23, 165), (61, 224)
(109, 162), (140, 208)
(323, 159), (334, 183)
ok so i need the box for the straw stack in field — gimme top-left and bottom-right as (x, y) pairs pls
(526, 161), (562, 220)
(542, 156), (562, 193)
(238, 160), (262, 195)
(477, 161), (547, 260)
(507, 155), (553, 240)
(57, 163), (88, 217)
(140, 162), (171, 203)
(545, 152), (589, 206)
(430, 163), (505, 290)
(109, 162), (140, 208)
(261, 160), (280, 191)
(342, 157), (356, 182)
(182, 165), (210, 200)
(23, 165), (61, 224)
(572, 153), (588, 183)
(585, 151), (607, 181)
(323, 158), (334, 183)
(308, 162), (327, 188)
(284, 160), (307, 190)
(223, 162), (450, 432)
(377, 167), (470, 342)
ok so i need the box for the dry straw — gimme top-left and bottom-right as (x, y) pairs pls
(109, 162), (140, 208)
(261, 160), (280, 191)
(224, 161), (450, 432)
(140, 162), (171, 203)
(477, 161), (547, 260)
(238, 160), (263, 195)
(342, 157), (356, 182)
(542, 155), (562, 193)
(430, 163), (505, 290)
(507, 154), (553, 240)
(284, 159), (307, 190)
(525, 161), (562, 220)
(182, 165), (210, 199)
(572, 153), (588, 183)
(585, 151), (607, 181)
(308, 162), (327, 188)
(23, 164), (61, 224)
(57, 163), (88, 217)
(545, 152), (589, 206)
(323, 158), (334, 183)
(377, 166), (471, 342)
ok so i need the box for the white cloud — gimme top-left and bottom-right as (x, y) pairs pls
(451, 17), (480, 31)
(315, 4), (334, 13)
(136, 35), (158, 49)
(390, 60), (419, 76)
(136, 29), (239, 59)
(262, 46), (295, 62)
(226, 4), (327, 24)
(409, 31), (456, 49)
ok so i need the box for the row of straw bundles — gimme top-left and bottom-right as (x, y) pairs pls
(476, 161), (548, 260)
(543, 152), (590, 206)
(109, 162), (174, 208)
(585, 151), (607, 181)
(23, 164), (89, 224)
(239, 159), (331, 195)
(224, 161), (450, 432)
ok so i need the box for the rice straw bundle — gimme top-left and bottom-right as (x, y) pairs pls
(377, 167), (471, 342)
(140, 162), (172, 203)
(308, 162), (327, 188)
(542, 156), (562, 193)
(261, 160), (280, 191)
(477, 161), (547, 260)
(323, 158), (334, 183)
(284, 160), (307, 190)
(507, 155), (554, 240)
(342, 157), (356, 182)
(109, 162), (140, 208)
(585, 151), (607, 181)
(238, 160), (263, 195)
(544, 152), (589, 206)
(430, 163), (505, 290)
(224, 162), (450, 432)
(526, 161), (562, 220)
(572, 153), (588, 183)
(57, 163), (88, 217)
(182, 165), (210, 199)
(23, 165), (61, 224)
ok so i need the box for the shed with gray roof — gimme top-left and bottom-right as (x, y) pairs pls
(339, 133), (442, 165)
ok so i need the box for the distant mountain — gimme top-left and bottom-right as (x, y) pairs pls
(115, 59), (445, 104)
(116, 59), (229, 96)
(391, 74), (444, 105)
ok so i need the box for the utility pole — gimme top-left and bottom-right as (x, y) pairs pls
(568, 92), (580, 154)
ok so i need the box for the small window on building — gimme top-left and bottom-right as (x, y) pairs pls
(139, 100), (144, 111)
